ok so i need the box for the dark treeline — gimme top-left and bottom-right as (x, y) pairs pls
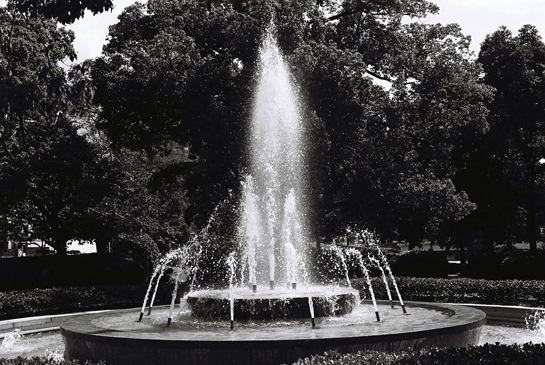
(0, 0), (543, 259)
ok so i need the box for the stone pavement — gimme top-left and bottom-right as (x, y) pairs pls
(0, 310), (113, 338)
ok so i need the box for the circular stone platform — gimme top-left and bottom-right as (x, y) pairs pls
(61, 301), (485, 365)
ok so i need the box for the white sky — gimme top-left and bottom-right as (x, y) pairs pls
(64, 0), (545, 63)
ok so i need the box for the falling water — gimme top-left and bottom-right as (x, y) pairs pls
(368, 254), (394, 308)
(372, 243), (406, 313)
(330, 245), (351, 287)
(140, 265), (162, 320)
(227, 252), (237, 330)
(308, 296), (316, 328)
(148, 266), (166, 314)
(347, 248), (380, 322)
(238, 25), (308, 289)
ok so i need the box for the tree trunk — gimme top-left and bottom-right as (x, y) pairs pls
(95, 237), (110, 253)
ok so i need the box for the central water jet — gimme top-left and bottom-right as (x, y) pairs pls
(239, 26), (308, 291)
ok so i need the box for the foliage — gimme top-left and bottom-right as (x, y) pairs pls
(88, 0), (491, 249)
(474, 25), (545, 253)
(0, 284), (172, 320)
(0, 6), (116, 255)
(0, 357), (104, 364)
(8, 0), (113, 25)
(292, 344), (545, 365)
(2, 276), (545, 321)
(352, 277), (545, 307)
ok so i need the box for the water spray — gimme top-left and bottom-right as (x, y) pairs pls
(373, 243), (406, 314)
(308, 296), (316, 328)
(347, 248), (380, 322)
(331, 245), (351, 287)
(368, 254), (394, 309)
(227, 252), (237, 331)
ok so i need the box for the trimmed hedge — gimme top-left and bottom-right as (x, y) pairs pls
(0, 358), (104, 364)
(0, 284), (174, 320)
(353, 277), (545, 307)
(292, 344), (545, 365)
(1, 277), (545, 321)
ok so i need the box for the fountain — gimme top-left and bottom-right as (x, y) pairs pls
(61, 26), (485, 365)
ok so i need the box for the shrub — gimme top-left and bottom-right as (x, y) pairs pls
(351, 277), (545, 307)
(292, 344), (545, 365)
(0, 357), (104, 364)
(0, 285), (174, 320)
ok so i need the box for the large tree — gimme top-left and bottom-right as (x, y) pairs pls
(0, 6), (116, 255)
(477, 25), (545, 253)
(89, 0), (492, 247)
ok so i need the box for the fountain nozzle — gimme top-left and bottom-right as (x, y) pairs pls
(270, 280), (275, 291)
(292, 282), (297, 290)
(230, 320), (234, 330)
(138, 312), (143, 322)
(252, 284), (257, 293)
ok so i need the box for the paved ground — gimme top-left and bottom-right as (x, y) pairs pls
(0, 310), (114, 338)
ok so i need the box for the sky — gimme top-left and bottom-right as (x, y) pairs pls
(65, 0), (545, 63)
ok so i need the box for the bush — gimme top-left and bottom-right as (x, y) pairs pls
(0, 357), (104, 364)
(351, 277), (545, 307)
(292, 344), (545, 365)
(467, 245), (545, 279)
(389, 250), (450, 278)
(0, 284), (174, 320)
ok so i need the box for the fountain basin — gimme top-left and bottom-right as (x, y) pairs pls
(187, 286), (359, 320)
(61, 301), (485, 365)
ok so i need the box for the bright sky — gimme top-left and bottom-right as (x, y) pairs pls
(65, 0), (545, 63)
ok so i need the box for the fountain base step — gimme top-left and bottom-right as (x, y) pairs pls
(61, 301), (485, 365)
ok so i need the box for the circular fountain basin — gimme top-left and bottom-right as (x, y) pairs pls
(61, 301), (485, 365)
(186, 286), (359, 320)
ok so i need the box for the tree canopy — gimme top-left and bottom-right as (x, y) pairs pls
(1, 0), (543, 257)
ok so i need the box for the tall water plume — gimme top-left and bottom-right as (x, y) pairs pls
(239, 26), (308, 289)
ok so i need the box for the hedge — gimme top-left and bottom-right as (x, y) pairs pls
(292, 344), (545, 365)
(0, 358), (104, 365)
(1, 277), (545, 321)
(352, 277), (545, 307)
(0, 284), (173, 320)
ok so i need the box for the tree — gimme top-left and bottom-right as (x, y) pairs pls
(477, 25), (545, 253)
(8, 0), (113, 24)
(0, 6), (117, 255)
(0, 120), (114, 255)
(89, 0), (491, 248)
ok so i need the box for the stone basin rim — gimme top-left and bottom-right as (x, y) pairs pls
(60, 301), (486, 345)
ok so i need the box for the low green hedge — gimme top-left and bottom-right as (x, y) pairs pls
(0, 284), (174, 320)
(352, 277), (545, 307)
(293, 343), (545, 365)
(0, 358), (104, 364)
(1, 277), (545, 321)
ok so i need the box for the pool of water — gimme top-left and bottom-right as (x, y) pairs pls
(1, 324), (544, 359)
